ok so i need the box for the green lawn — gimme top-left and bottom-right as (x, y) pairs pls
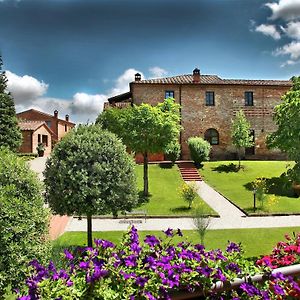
(200, 161), (298, 214)
(135, 164), (216, 216)
(54, 227), (300, 258)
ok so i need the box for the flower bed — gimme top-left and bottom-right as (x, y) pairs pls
(18, 227), (300, 299)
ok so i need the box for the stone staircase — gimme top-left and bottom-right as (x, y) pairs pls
(178, 162), (202, 181)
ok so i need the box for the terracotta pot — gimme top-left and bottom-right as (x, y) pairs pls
(292, 182), (300, 197)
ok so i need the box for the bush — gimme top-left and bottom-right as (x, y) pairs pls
(18, 227), (300, 299)
(164, 141), (180, 163)
(0, 148), (50, 296)
(187, 137), (211, 167)
(179, 181), (198, 208)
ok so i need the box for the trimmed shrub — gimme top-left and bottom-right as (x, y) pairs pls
(164, 141), (180, 163)
(187, 137), (211, 167)
(0, 148), (50, 296)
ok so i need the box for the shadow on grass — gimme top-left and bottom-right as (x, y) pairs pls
(137, 191), (151, 206)
(244, 174), (295, 198)
(212, 163), (241, 173)
(170, 206), (191, 213)
(159, 163), (174, 169)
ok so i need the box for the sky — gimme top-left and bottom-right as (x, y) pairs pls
(0, 0), (300, 123)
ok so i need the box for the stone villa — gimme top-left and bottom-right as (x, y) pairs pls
(106, 68), (292, 160)
(17, 109), (75, 155)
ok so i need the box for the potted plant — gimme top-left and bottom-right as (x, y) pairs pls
(36, 142), (45, 157)
(287, 163), (300, 197)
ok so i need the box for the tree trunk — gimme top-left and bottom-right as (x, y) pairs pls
(143, 152), (149, 197)
(238, 148), (241, 169)
(87, 214), (93, 247)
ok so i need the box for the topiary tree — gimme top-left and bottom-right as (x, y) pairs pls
(97, 98), (181, 196)
(187, 137), (211, 167)
(164, 140), (181, 164)
(44, 125), (138, 247)
(231, 110), (254, 169)
(0, 56), (22, 151)
(0, 148), (50, 296)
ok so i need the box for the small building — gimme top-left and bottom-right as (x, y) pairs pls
(17, 109), (76, 143)
(18, 120), (53, 155)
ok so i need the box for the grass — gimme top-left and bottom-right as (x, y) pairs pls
(134, 163), (216, 216)
(200, 161), (298, 214)
(53, 227), (300, 258)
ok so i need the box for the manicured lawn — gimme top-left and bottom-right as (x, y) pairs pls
(53, 227), (300, 258)
(135, 164), (216, 216)
(200, 161), (298, 214)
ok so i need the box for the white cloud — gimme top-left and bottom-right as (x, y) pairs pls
(280, 59), (300, 67)
(7, 68), (145, 123)
(149, 66), (168, 78)
(282, 21), (300, 40)
(255, 24), (281, 40)
(6, 71), (48, 104)
(109, 68), (144, 97)
(266, 0), (300, 21)
(274, 41), (300, 59)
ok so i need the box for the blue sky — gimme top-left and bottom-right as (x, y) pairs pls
(0, 0), (299, 122)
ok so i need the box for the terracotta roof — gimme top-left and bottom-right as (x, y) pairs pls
(134, 74), (292, 86)
(108, 92), (132, 103)
(18, 120), (46, 131)
(17, 109), (76, 125)
(18, 120), (55, 136)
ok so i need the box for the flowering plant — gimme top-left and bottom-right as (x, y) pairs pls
(18, 227), (300, 299)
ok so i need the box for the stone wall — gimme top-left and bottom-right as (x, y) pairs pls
(131, 83), (290, 160)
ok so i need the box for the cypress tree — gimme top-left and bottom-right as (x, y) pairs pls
(0, 56), (22, 151)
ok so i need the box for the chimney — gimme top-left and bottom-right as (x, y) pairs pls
(65, 114), (69, 122)
(54, 110), (58, 118)
(193, 68), (200, 83)
(135, 73), (141, 82)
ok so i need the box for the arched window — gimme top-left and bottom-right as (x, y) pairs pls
(204, 128), (219, 145)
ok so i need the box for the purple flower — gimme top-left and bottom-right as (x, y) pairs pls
(64, 249), (74, 260)
(144, 291), (156, 300)
(214, 268), (226, 282)
(79, 261), (90, 269)
(120, 271), (136, 280)
(226, 262), (241, 274)
(124, 255), (137, 267)
(66, 279), (73, 287)
(200, 266), (213, 277)
(176, 228), (183, 237)
(273, 284), (285, 295)
(94, 239), (115, 249)
(135, 276), (148, 287)
(226, 242), (241, 253)
(144, 235), (160, 247)
(163, 228), (173, 237)
(18, 297), (30, 300)
(240, 283), (261, 297)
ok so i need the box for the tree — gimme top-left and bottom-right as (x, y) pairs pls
(44, 125), (138, 247)
(193, 203), (211, 245)
(97, 98), (181, 196)
(187, 137), (211, 167)
(267, 76), (300, 163)
(0, 148), (50, 296)
(0, 56), (22, 151)
(231, 110), (253, 169)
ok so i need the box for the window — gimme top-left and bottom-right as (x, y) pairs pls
(165, 91), (174, 99)
(204, 128), (219, 145)
(42, 135), (48, 147)
(65, 125), (67, 132)
(46, 121), (51, 128)
(38, 134), (41, 143)
(205, 91), (215, 106)
(245, 92), (254, 106)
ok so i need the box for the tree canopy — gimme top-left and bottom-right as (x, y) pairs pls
(267, 76), (300, 163)
(0, 56), (22, 151)
(97, 98), (181, 196)
(44, 125), (138, 246)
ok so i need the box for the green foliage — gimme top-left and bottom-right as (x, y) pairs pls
(267, 76), (300, 162)
(187, 137), (211, 167)
(97, 98), (181, 196)
(164, 140), (180, 163)
(44, 125), (138, 244)
(0, 57), (22, 152)
(231, 110), (253, 168)
(0, 148), (50, 296)
(252, 177), (267, 209)
(193, 203), (211, 245)
(179, 181), (198, 209)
